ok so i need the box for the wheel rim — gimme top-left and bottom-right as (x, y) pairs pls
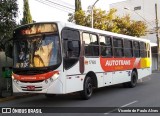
(86, 80), (92, 96)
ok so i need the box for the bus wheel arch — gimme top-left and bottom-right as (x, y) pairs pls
(80, 71), (97, 100)
(132, 68), (138, 78)
(85, 71), (98, 88)
(123, 69), (138, 88)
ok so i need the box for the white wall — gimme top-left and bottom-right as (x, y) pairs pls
(110, 0), (160, 43)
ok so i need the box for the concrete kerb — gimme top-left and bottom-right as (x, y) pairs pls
(152, 70), (160, 73)
(0, 93), (39, 103)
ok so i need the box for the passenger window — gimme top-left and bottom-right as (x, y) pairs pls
(124, 39), (133, 57)
(133, 41), (140, 57)
(113, 38), (123, 57)
(83, 33), (99, 57)
(100, 35), (112, 57)
(140, 42), (147, 58)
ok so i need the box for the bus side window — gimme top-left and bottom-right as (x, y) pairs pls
(67, 40), (80, 58)
(100, 35), (112, 57)
(62, 29), (80, 70)
(83, 33), (99, 57)
(124, 39), (133, 57)
(133, 41), (140, 57)
(113, 37), (123, 57)
(140, 42), (147, 58)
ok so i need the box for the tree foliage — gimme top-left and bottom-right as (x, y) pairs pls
(68, 8), (147, 37)
(68, 0), (82, 22)
(75, 0), (82, 12)
(0, 0), (18, 51)
(21, 0), (32, 25)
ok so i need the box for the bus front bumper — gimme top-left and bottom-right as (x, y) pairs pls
(12, 78), (63, 94)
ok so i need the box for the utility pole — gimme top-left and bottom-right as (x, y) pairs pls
(155, 3), (160, 70)
(91, 0), (99, 28)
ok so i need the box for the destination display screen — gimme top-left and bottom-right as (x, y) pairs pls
(14, 23), (58, 37)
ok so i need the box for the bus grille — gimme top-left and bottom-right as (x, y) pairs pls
(21, 86), (42, 91)
(20, 80), (43, 83)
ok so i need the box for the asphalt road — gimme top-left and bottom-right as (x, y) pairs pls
(0, 72), (160, 116)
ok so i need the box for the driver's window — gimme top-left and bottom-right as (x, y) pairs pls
(67, 40), (80, 58)
(62, 28), (80, 70)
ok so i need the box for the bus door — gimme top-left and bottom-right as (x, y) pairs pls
(62, 28), (81, 92)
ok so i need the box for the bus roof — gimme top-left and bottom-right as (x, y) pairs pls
(15, 21), (150, 43)
(61, 21), (150, 43)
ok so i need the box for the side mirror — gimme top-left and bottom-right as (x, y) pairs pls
(68, 41), (73, 51)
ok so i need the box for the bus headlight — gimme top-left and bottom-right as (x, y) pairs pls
(12, 75), (15, 80)
(49, 72), (59, 82)
(12, 76), (19, 84)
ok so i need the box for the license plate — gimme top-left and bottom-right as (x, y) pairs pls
(27, 86), (35, 91)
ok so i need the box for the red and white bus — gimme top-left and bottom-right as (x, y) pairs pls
(12, 22), (151, 99)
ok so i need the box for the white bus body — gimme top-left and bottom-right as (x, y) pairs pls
(12, 21), (151, 99)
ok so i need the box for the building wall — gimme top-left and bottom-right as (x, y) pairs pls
(110, 0), (160, 43)
(152, 54), (158, 70)
(110, 0), (160, 70)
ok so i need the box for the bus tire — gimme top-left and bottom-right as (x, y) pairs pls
(123, 71), (138, 88)
(45, 94), (56, 98)
(80, 76), (93, 100)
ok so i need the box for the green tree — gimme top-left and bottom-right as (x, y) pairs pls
(0, 0), (18, 51)
(93, 8), (119, 32)
(114, 15), (131, 35)
(128, 21), (147, 37)
(21, 0), (32, 24)
(68, 0), (82, 22)
(75, 0), (82, 12)
(74, 10), (89, 26)
(114, 15), (147, 37)
(68, 7), (147, 37)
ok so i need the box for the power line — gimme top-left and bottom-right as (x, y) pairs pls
(124, 7), (154, 28)
(35, 0), (74, 13)
(51, 0), (74, 9)
(134, 10), (154, 28)
(45, 0), (75, 10)
(35, 0), (69, 13)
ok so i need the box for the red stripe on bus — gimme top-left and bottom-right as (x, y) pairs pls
(13, 71), (59, 82)
(100, 57), (140, 72)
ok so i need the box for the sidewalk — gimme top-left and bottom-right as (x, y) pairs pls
(0, 77), (38, 102)
(0, 92), (38, 103)
(152, 70), (160, 73)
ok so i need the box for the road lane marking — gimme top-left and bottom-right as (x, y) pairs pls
(104, 100), (138, 115)
(121, 100), (138, 107)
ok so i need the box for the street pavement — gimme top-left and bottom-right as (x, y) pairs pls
(0, 71), (160, 116)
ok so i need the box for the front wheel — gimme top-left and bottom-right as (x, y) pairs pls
(80, 76), (93, 100)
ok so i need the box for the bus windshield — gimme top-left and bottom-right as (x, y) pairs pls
(14, 34), (61, 68)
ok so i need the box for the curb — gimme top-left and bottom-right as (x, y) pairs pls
(0, 93), (38, 103)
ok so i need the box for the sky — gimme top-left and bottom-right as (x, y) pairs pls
(17, 0), (126, 23)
